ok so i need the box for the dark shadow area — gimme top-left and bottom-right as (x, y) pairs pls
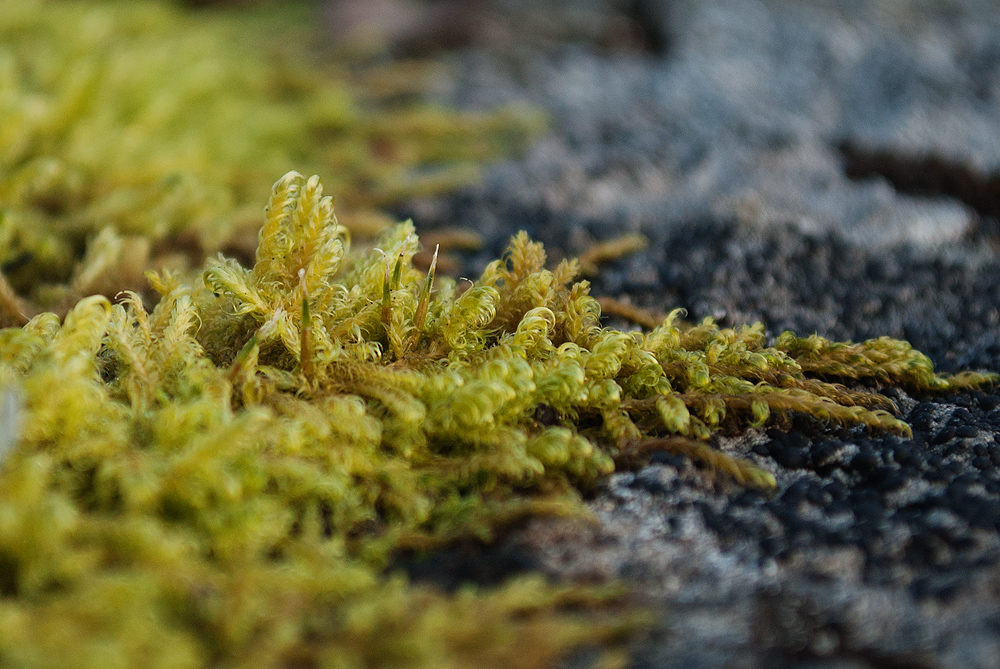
(392, 532), (542, 591)
(838, 140), (1000, 238)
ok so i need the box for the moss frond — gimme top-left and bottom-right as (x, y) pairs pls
(0, 171), (993, 666)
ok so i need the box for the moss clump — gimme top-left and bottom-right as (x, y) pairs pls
(0, 0), (542, 320)
(0, 170), (993, 667)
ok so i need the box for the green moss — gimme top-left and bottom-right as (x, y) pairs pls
(0, 170), (993, 667)
(1, 1), (997, 665)
(0, 0), (542, 318)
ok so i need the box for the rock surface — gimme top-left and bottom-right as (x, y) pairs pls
(380, 0), (1000, 666)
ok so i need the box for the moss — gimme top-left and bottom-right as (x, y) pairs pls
(0, 0), (543, 319)
(0, 170), (994, 666)
(1, 1), (997, 665)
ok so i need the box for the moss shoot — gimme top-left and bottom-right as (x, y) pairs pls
(0, 170), (994, 667)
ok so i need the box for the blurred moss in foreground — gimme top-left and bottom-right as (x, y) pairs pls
(0, 0), (542, 318)
(0, 171), (992, 668)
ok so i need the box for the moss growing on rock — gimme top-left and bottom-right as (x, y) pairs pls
(0, 170), (993, 666)
(1, 1), (997, 665)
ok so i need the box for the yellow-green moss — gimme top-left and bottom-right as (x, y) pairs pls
(0, 0), (542, 318)
(1, 1), (997, 665)
(0, 170), (994, 667)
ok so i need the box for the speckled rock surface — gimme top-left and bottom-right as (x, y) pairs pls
(516, 391), (1000, 668)
(412, 0), (1000, 243)
(379, 0), (1000, 666)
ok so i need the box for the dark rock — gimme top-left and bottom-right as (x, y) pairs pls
(849, 450), (880, 477)
(934, 426), (959, 445)
(395, 535), (540, 591)
(773, 446), (809, 470)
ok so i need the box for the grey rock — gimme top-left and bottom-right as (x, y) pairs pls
(415, 0), (1000, 249)
(376, 0), (1000, 665)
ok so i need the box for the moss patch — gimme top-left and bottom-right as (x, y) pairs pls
(0, 170), (993, 666)
(0, 0), (541, 318)
(1, 1), (996, 666)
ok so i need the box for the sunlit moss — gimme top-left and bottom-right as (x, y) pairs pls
(0, 171), (992, 666)
(0, 0), (542, 318)
(1, 1), (996, 664)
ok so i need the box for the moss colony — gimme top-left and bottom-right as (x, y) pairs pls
(1, 2), (998, 669)
(0, 169), (993, 667)
(0, 0), (541, 323)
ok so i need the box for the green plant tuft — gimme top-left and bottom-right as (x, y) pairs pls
(0, 170), (993, 666)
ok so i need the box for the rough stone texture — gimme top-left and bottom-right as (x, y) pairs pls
(517, 392), (1000, 668)
(377, 0), (1000, 666)
(414, 0), (1000, 243)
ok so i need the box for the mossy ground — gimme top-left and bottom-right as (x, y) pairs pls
(0, 0), (541, 322)
(0, 1), (997, 668)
